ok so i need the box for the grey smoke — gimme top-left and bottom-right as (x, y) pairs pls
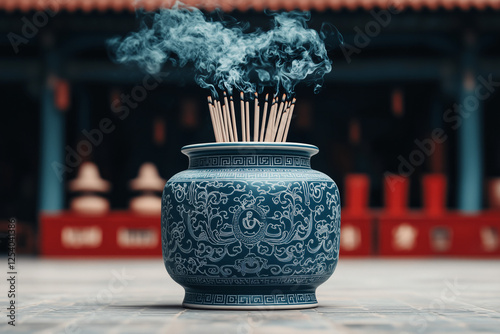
(108, 3), (338, 96)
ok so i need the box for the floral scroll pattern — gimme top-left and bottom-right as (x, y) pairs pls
(162, 178), (340, 284)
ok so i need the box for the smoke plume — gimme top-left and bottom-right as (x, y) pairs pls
(108, 3), (338, 96)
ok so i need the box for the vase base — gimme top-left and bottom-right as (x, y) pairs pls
(183, 302), (318, 310)
(182, 291), (318, 310)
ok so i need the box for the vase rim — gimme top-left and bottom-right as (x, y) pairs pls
(181, 142), (319, 156)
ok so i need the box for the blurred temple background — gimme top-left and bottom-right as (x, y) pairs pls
(0, 0), (499, 256)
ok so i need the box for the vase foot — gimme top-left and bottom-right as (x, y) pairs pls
(182, 291), (318, 310)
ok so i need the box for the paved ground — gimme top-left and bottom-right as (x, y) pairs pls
(0, 258), (499, 333)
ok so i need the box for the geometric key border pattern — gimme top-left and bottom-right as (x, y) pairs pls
(190, 155), (311, 169)
(184, 292), (317, 306)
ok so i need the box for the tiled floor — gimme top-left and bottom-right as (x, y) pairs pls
(1, 258), (499, 333)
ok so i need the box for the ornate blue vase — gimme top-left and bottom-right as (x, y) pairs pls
(161, 143), (341, 309)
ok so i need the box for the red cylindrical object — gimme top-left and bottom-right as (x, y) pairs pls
(54, 78), (71, 111)
(384, 174), (409, 215)
(422, 174), (448, 215)
(344, 174), (370, 214)
(487, 178), (500, 210)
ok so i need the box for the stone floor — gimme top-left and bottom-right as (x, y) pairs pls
(1, 258), (499, 333)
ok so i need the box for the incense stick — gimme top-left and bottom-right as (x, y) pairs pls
(207, 97), (214, 137)
(214, 104), (223, 142)
(208, 90), (296, 143)
(272, 94), (287, 141)
(210, 97), (223, 142)
(223, 103), (233, 142)
(207, 97), (219, 142)
(214, 99), (223, 142)
(223, 103), (234, 142)
(229, 94), (238, 142)
(223, 92), (234, 142)
(240, 92), (246, 141)
(282, 98), (296, 142)
(276, 99), (293, 142)
(245, 98), (251, 142)
(253, 92), (260, 142)
(259, 94), (269, 142)
(216, 99), (228, 142)
(265, 97), (277, 142)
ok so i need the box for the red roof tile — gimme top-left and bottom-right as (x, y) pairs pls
(1, 0), (499, 13)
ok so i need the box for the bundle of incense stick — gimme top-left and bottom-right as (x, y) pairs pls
(207, 92), (296, 143)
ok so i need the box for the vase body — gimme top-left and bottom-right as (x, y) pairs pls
(161, 143), (340, 309)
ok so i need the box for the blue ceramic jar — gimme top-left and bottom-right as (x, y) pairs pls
(161, 143), (340, 309)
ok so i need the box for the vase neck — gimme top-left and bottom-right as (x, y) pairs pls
(182, 143), (318, 170)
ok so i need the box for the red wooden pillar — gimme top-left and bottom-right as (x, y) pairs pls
(383, 175), (409, 215)
(341, 174), (373, 256)
(422, 174), (448, 216)
(344, 174), (370, 215)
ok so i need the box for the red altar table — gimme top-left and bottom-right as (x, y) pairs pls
(40, 211), (162, 257)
